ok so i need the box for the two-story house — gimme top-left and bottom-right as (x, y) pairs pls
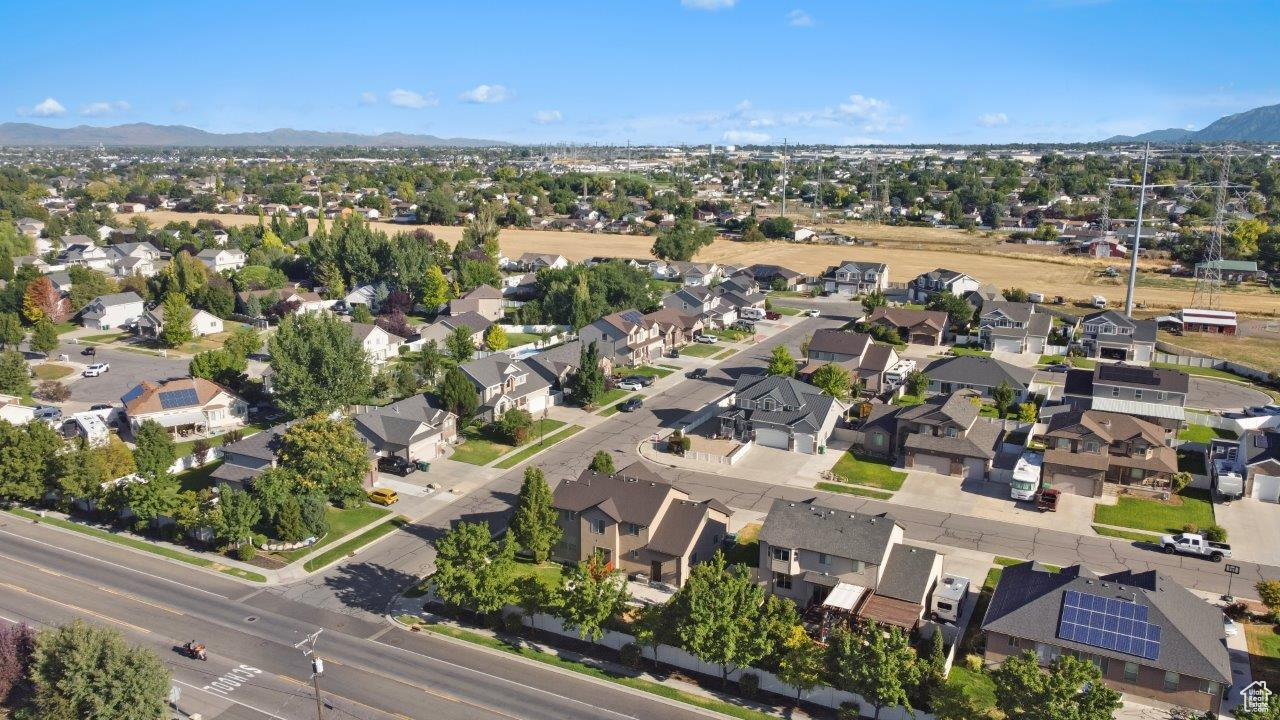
(858, 390), (1003, 479)
(525, 339), (613, 389)
(1214, 429), (1280, 503)
(349, 322), (404, 367)
(1040, 410), (1177, 497)
(196, 248), (247, 274)
(982, 562), (1231, 716)
(866, 307), (949, 346)
(821, 260), (889, 297)
(59, 237), (113, 272)
(977, 300), (1053, 354)
(460, 355), (554, 422)
(643, 308), (705, 350)
(800, 329), (899, 394)
(449, 284), (505, 322)
(716, 374), (845, 454)
(105, 242), (165, 278)
(551, 462), (731, 587)
(578, 309), (664, 367)
(352, 394), (457, 463)
(668, 261), (721, 287)
(1077, 310), (1157, 364)
(922, 355), (1035, 400)
(747, 263), (808, 292)
(78, 291), (145, 330)
(758, 500), (942, 631)
(907, 268), (982, 303)
(661, 286), (738, 330)
(1063, 364), (1188, 434)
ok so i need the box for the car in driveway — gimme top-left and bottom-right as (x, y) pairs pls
(765, 311), (782, 320)
(368, 488), (400, 506)
(623, 374), (656, 388)
(82, 363), (110, 377)
(694, 333), (719, 344)
(377, 455), (414, 477)
(617, 379), (644, 391)
(33, 405), (61, 421)
(686, 368), (708, 380)
(1043, 363), (1071, 373)
(618, 397), (644, 413)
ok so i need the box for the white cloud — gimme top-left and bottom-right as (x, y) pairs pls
(976, 112), (1009, 127)
(387, 89), (437, 108)
(18, 97), (66, 117)
(836, 94), (902, 132)
(79, 100), (130, 117)
(787, 9), (813, 26)
(681, 0), (736, 9)
(723, 130), (770, 144)
(532, 110), (562, 124)
(359, 91), (378, 105)
(459, 84), (511, 104)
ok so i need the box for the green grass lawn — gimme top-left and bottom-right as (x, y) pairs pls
(1178, 424), (1238, 444)
(1178, 447), (1207, 475)
(303, 516), (406, 572)
(504, 332), (543, 347)
(949, 347), (992, 358)
(176, 461), (223, 492)
(598, 395), (639, 417)
(892, 393), (925, 406)
(1092, 525), (1161, 543)
(32, 363), (75, 380)
(817, 481), (893, 500)
(710, 348), (737, 360)
(725, 523), (760, 566)
(451, 420), (567, 466)
(592, 388), (631, 409)
(277, 504), (394, 563)
(677, 343), (720, 358)
(622, 365), (673, 379)
(173, 423), (267, 458)
(493, 425), (584, 469)
(1246, 623), (1280, 687)
(1038, 354), (1066, 365)
(830, 451), (907, 491)
(947, 665), (997, 712)
(1070, 358), (1096, 369)
(52, 321), (78, 335)
(770, 305), (802, 316)
(1093, 488), (1214, 534)
(511, 556), (566, 586)
(711, 328), (750, 342)
(79, 331), (131, 344)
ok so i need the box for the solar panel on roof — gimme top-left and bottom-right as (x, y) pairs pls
(619, 310), (643, 324)
(121, 385), (145, 406)
(158, 388), (199, 409)
(1057, 590), (1160, 661)
(1098, 364), (1159, 386)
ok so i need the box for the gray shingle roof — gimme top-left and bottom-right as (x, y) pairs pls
(808, 329), (871, 359)
(725, 374), (839, 434)
(875, 544), (938, 603)
(352, 394), (452, 448)
(759, 500), (897, 565)
(923, 355), (1034, 391)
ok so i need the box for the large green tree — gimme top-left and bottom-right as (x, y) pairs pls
(0, 420), (62, 501)
(588, 450), (615, 475)
(158, 292), (195, 348)
(28, 318), (58, 355)
(0, 312), (23, 349)
(776, 625), (825, 703)
(991, 651), (1122, 720)
(437, 366), (478, 422)
(572, 341), (605, 407)
(132, 419), (175, 480)
(767, 345), (797, 377)
(278, 415), (369, 507)
(651, 219), (715, 261)
(214, 488), (261, 547)
(556, 552), (630, 642)
(189, 348), (247, 387)
(445, 325), (476, 364)
(509, 466), (560, 563)
(828, 621), (917, 719)
(0, 350), (31, 396)
(268, 310), (372, 417)
(432, 521), (515, 615)
(28, 620), (170, 720)
(668, 551), (768, 684)
(810, 363), (853, 400)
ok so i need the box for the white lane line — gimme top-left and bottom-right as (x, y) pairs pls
(173, 679), (292, 720)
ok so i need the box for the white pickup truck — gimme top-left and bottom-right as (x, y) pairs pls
(1159, 532), (1231, 562)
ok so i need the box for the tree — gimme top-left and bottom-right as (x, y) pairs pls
(1003, 287), (1030, 302)
(29, 317), (58, 355)
(132, 420), (175, 480)
(1017, 402), (1038, 423)
(67, 267), (115, 311)
(54, 445), (109, 503)
(122, 473), (181, 530)
(572, 341), (605, 407)
(991, 380), (1016, 418)
(222, 325), (261, 360)
(0, 420), (62, 501)
(420, 264), (449, 310)
(669, 551), (767, 684)
(485, 324), (508, 351)
(268, 311), (372, 417)
(189, 348), (247, 387)
(495, 407), (534, 445)
(274, 496), (308, 541)
(352, 304), (373, 324)
(214, 488), (260, 547)
(1257, 580), (1280, 620)
(437, 366), (479, 421)
(1236, 694), (1280, 720)
(811, 363), (853, 400)
(0, 350), (31, 396)
(28, 620), (170, 720)
(912, 629), (947, 709)
(588, 450), (615, 475)
(510, 466), (560, 563)
(0, 312), (24, 349)
(776, 625), (825, 703)
(417, 339), (445, 385)
(766, 345), (797, 378)
(432, 521), (515, 615)
(651, 219), (715, 261)
(759, 216), (795, 239)
(632, 602), (672, 668)
(557, 552), (630, 642)
(992, 651), (1121, 720)
(0, 622), (35, 706)
(278, 415), (370, 507)
(828, 621), (916, 720)
(393, 362), (418, 398)
(158, 292), (195, 348)
(905, 370), (929, 397)
(21, 276), (60, 324)
(445, 325), (476, 363)
(862, 289), (888, 312)
(927, 291), (973, 329)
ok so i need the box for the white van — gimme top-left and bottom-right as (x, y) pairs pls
(1027, 292), (1044, 303)
(1091, 295), (1107, 309)
(740, 307), (766, 321)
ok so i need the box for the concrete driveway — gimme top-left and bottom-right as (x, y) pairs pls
(1186, 376), (1271, 411)
(1213, 498), (1280, 563)
(888, 470), (1097, 536)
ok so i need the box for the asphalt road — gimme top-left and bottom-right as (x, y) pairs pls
(33, 339), (191, 412)
(0, 516), (726, 720)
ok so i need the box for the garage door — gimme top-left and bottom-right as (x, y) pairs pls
(910, 333), (937, 346)
(913, 453), (953, 476)
(794, 434), (815, 454)
(755, 428), (790, 450)
(963, 458), (987, 480)
(1252, 474), (1280, 503)
(993, 337), (1023, 354)
(1044, 471), (1097, 497)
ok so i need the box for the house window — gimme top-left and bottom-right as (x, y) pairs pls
(1130, 467), (1144, 479)
(771, 546), (791, 562)
(1163, 671), (1180, 692)
(763, 398), (775, 411)
(589, 518), (606, 535)
(1007, 636), (1021, 649)
(1134, 390), (1143, 400)
(818, 553), (831, 566)
(1200, 680), (1217, 695)
(945, 427), (958, 438)
(773, 572), (793, 590)
(872, 433), (885, 447)
(625, 523), (641, 536)
(1156, 391), (1166, 400)
(1111, 386), (1120, 397)
(1084, 441), (1100, 453)
(1123, 662), (1139, 682)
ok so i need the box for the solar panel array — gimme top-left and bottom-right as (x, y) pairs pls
(1057, 590), (1161, 661)
(619, 309), (644, 325)
(1098, 364), (1160, 386)
(121, 385), (145, 406)
(158, 388), (200, 409)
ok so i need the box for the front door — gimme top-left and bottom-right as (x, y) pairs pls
(650, 561), (663, 583)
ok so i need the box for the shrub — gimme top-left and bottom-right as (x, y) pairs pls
(35, 380), (69, 402)
(619, 642), (643, 669)
(1204, 524), (1228, 543)
(487, 612), (506, 632)
(502, 612), (524, 634)
(838, 702), (862, 720)
(1171, 471), (1192, 493)
(192, 438), (212, 464)
(1224, 601), (1251, 621)
(1182, 523), (1199, 535)
(964, 653), (984, 672)
(234, 544), (256, 562)
(738, 672), (759, 699)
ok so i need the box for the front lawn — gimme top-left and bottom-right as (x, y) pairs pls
(79, 332), (131, 344)
(1178, 424), (1238, 444)
(32, 363), (75, 380)
(176, 461), (223, 492)
(598, 395), (639, 417)
(1092, 525), (1162, 543)
(770, 305), (802, 316)
(678, 343), (721, 358)
(1092, 488), (1214, 535)
(817, 481), (893, 500)
(451, 419), (567, 466)
(1245, 622), (1280, 687)
(277, 504), (394, 563)
(622, 365), (674, 379)
(711, 328), (750, 342)
(830, 451), (907, 491)
(892, 393), (925, 406)
(303, 516), (406, 572)
(949, 347), (991, 358)
(511, 556), (566, 586)
(493, 425), (583, 469)
(592, 387), (631, 411)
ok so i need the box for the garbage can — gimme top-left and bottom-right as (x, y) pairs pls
(416, 460), (431, 472)
(818, 445), (826, 455)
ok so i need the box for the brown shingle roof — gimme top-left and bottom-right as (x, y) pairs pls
(122, 377), (236, 416)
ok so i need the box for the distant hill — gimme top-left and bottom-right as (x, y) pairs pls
(0, 122), (507, 148)
(1105, 103), (1280, 143)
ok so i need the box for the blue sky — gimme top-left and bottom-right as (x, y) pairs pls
(4, 0), (1277, 144)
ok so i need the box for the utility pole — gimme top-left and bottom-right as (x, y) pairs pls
(780, 138), (788, 217)
(294, 630), (325, 720)
(1123, 143), (1150, 317)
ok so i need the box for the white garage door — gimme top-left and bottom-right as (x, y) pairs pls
(1252, 474), (1280, 503)
(913, 453), (953, 476)
(963, 458), (986, 480)
(755, 428), (790, 450)
(794, 434), (815, 454)
(993, 337), (1023, 354)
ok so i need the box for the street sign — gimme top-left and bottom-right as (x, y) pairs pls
(1225, 564), (1241, 575)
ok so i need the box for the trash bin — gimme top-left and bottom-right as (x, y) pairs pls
(818, 445), (826, 455)
(416, 460), (431, 472)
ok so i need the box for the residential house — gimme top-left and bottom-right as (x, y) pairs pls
(1078, 310), (1157, 363)
(460, 355), (554, 423)
(0, 394), (36, 425)
(1039, 410), (1176, 497)
(977, 301), (1053, 354)
(907, 268), (981, 303)
(343, 284), (378, 311)
(982, 562), (1231, 716)
(1063, 364), (1189, 433)
(668, 261), (721, 287)
(716, 374), (845, 454)
(758, 500), (941, 630)
(821, 260), (889, 297)
(857, 390), (1004, 479)
(643, 308), (705, 350)
(350, 322), (404, 366)
(747, 264), (808, 292)
(922, 355), (1034, 400)
(211, 421), (293, 488)
(1196, 259), (1261, 284)
(196, 248), (247, 274)
(15, 218), (44, 238)
(661, 286), (738, 329)
(511, 253), (568, 272)
(449, 284), (504, 322)
(121, 378), (248, 439)
(352, 394), (457, 462)
(78, 291), (145, 330)
(105, 241), (165, 278)
(578, 309), (664, 367)
(801, 329), (899, 394)
(59, 238), (113, 272)
(1220, 429), (1280, 503)
(866, 307), (949, 346)
(525, 339), (613, 388)
(136, 306), (224, 340)
(551, 462), (731, 587)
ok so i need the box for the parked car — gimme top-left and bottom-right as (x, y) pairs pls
(616, 379), (644, 391)
(802, 309), (821, 317)
(89, 403), (113, 411)
(1160, 532), (1231, 562)
(618, 397), (644, 413)
(686, 368), (708, 380)
(1245, 405), (1280, 417)
(694, 334), (719, 344)
(83, 363), (110, 377)
(732, 320), (756, 333)
(33, 405), (61, 421)
(368, 488), (400, 506)
(81, 346), (96, 356)
(1043, 363), (1071, 373)
(765, 311), (782, 320)
(624, 374), (656, 387)
(377, 455), (414, 477)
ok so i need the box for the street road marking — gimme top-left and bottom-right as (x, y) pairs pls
(200, 663), (264, 697)
(0, 549), (185, 616)
(97, 585), (183, 615)
(173, 678), (291, 720)
(0, 581), (151, 635)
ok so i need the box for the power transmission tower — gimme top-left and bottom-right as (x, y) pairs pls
(1123, 144), (1151, 317)
(1192, 149), (1233, 310)
(869, 159), (881, 224)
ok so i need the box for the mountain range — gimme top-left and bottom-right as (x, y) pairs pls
(1105, 103), (1280, 143)
(0, 122), (506, 148)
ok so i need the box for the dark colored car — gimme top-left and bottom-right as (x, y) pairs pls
(686, 368), (708, 380)
(625, 374), (656, 387)
(765, 311), (782, 320)
(619, 397), (644, 413)
(377, 455), (414, 476)
(81, 346), (96, 356)
(1043, 363), (1071, 373)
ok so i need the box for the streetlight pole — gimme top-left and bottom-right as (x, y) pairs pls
(294, 629), (325, 720)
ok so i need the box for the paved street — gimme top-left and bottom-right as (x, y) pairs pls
(1186, 375), (1272, 411)
(29, 338), (191, 413)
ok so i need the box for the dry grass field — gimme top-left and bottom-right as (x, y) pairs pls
(1159, 330), (1280, 374)
(144, 211), (1280, 314)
